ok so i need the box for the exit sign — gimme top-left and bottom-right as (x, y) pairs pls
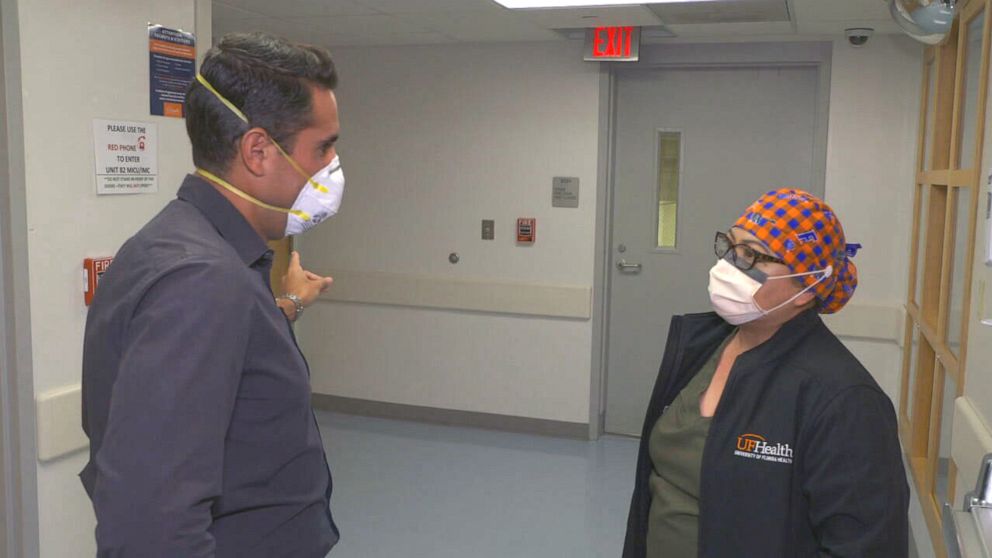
(584, 26), (640, 62)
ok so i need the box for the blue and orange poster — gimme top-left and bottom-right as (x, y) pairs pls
(149, 24), (196, 118)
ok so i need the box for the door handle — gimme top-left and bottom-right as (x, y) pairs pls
(616, 259), (642, 273)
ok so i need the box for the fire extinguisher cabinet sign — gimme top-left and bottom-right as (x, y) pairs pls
(92, 119), (158, 195)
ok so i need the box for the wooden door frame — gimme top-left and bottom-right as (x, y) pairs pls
(268, 237), (293, 295)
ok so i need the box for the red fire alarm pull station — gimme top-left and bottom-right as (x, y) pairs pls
(517, 218), (536, 244)
(84, 257), (114, 306)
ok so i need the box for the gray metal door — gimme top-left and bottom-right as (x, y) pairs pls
(605, 65), (824, 436)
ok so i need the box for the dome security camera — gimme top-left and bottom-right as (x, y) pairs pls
(845, 27), (875, 47)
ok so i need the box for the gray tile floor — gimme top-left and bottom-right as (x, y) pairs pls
(317, 411), (640, 558)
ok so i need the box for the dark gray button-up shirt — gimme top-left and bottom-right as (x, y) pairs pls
(81, 174), (338, 557)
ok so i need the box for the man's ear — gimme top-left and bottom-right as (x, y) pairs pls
(238, 128), (273, 177)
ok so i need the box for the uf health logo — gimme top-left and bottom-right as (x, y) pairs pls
(734, 433), (794, 465)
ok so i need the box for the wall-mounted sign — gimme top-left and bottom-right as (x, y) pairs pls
(584, 26), (640, 62)
(149, 24), (196, 118)
(92, 119), (158, 195)
(552, 177), (580, 208)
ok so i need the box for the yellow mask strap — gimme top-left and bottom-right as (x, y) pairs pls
(196, 73), (330, 195)
(195, 167), (311, 222)
(195, 74), (249, 123)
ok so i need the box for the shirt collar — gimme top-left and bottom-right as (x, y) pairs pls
(177, 173), (271, 267)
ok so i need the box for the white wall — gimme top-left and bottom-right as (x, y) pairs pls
(297, 42), (602, 424)
(5, 16), (926, 553)
(821, 35), (927, 554)
(13, 0), (208, 555)
(297, 36), (923, 427)
(822, 35), (923, 402)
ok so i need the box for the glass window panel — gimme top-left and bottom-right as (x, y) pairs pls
(925, 60), (937, 171)
(911, 336), (938, 460)
(948, 188), (973, 355)
(959, 13), (985, 169)
(906, 325), (921, 422)
(933, 367), (957, 506)
(657, 131), (681, 249)
(915, 185), (930, 307)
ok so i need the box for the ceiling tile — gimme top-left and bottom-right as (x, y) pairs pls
(357, 0), (501, 12)
(214, 0), (911, 47)
(791, 0), (892, 23)
(518, 5), (663, 28)
(665, 21), (796, 37)
(650, 0), (791, 25)
(796, 18), (902, 35)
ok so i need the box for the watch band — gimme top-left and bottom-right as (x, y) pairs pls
(280, 293), (305, 320)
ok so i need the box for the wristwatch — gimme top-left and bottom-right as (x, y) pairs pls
(279, 293), (305, 320)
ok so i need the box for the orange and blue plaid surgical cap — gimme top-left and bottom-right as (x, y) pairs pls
(733, 188), (859, 314)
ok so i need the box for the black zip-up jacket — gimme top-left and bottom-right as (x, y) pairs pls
(622, 309), (909, 557)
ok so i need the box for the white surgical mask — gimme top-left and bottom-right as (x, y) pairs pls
(707, 258), (832, 325)
(283, 154), (344, 236)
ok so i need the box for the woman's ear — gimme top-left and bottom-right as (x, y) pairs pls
(793, 287), (816, 308)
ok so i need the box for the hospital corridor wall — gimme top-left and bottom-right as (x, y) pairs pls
(0, 0), (942, 554)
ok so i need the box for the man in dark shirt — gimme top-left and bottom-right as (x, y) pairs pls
(81, 32), (343, 557)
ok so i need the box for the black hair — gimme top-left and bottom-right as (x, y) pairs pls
(185, 32), (338, 173)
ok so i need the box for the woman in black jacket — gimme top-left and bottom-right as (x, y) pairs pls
(623, 188), (908, 558)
